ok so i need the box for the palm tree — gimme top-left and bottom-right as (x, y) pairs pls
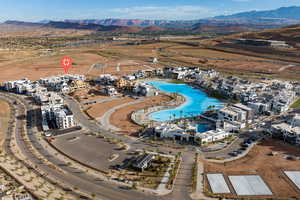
(207, 105), (216, 110)
(180, 110), (183, 119)
(172, 113), (176, 120)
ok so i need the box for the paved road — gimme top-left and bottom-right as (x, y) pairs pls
(2, 92), (195, 200)
(203, 137), (245, 159)
(3, 93), (161, 200)
(65, 95), (194, 200)
(99, 98), (145, 131)
(0, 95), (80, 198)
(162, 151), (194, 200)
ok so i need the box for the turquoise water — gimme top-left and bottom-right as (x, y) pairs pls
(148, 81), (223, 122)
(197, 124), (212, 133)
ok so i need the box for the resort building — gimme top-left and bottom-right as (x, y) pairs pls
(132, 154), (154, 171)
(292, 115), (300, 127)
(39, 74), (85, 89)
(97, 74), (118, 85)
(218, 107), (246, 122)
(154, 123), (196, 142)
(232, 103), (254, 121)
(54, 106), (76, 129)
(153, 123), (230, 145)
(270, 123), (300, 145)
(295, 86), (300, 95)
(70, 80), (87, 90)
(4, 78), (32, 93)
(101, 86), (118, 96)
(217, 104), (253, 130)
(196, 129), (232, 144)
(132, 83), (158, 97)
(123, 75), (136, 81)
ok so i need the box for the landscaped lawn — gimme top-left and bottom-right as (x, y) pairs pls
(291, 98), (300, 109)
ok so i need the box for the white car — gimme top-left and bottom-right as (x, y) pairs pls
(44, 132), (52, 137)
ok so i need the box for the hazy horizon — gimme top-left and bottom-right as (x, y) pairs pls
(1, 0), (300, 22)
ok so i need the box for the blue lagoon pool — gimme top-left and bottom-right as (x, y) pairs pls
(148, 81), (223, 122)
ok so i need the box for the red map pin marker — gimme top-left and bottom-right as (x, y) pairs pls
(61, 56), (73, 73)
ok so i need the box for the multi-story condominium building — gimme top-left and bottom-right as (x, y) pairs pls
(4, 78), (31, 92)
(292, 115), (300, 127)
(132, 83), (158, 97)
(101, 86), (118, 96)
(218, 106), (247, 122)
(197, 129), (232, 144)
(217, 104), (253, 131)
(54, 106), (76, 129)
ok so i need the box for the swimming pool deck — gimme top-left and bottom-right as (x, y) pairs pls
(131, 81), (223, 126)
(148, 81), (223, 122)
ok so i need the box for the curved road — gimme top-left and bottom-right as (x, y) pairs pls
(2, 92), (194, 200)
(65, 95), (195, 200)
(2, 92), (161, 200)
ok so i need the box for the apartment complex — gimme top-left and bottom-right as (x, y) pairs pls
(3, 75), (79, 131)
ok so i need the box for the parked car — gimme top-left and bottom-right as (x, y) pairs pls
(228, 151), (238, 156)
(236, 149), (244, 154)
(239, 147), (247, 151)
(241, 143), (250, 148)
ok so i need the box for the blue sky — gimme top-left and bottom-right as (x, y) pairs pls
(1, 0), (300, 22)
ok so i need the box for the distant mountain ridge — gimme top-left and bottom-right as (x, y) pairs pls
(4, 20), (43, 27)
(2, 6), (300, 34)
(63, 19), (196, 28)
(216, 6), (300, 20)
(63, 6), (300, 28)
(2, 20), (174, 33)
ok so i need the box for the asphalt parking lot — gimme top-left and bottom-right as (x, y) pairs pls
(51, 132), (129, 172)
(203, 131), (262, 159)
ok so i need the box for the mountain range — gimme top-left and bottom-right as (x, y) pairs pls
(62, 6), (300, 28)
(2, 6), (300, 34)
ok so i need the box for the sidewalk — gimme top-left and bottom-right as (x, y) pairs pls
(190, 158), (216, 200)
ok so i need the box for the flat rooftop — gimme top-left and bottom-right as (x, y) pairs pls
(284, 171), (300, 190)
(229, 175), (272, 196)
(207, 174), (231, 194)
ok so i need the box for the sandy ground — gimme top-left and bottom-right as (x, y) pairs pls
(209, 60), (283, 73)
(0, 43), (162, 82)
(86, 97), (135, 119)
(204, 139), (300, 199)
(110, 95), (172, 136)
(71, 89), (109, 103)
(168, 46), (268, 60)
(0, 40), (299, 83)
(0, 100), (10, 146)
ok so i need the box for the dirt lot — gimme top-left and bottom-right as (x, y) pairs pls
(0, 100), (10, 146)
(167, 46), (268, 61)
(0, 39), (299, 82)
(204, 139), (300, 199)
(86, 97), (135, 119)
(71, 88), (109, 103)
(110, 95), (172, 136)
(0, 42), (163, 82)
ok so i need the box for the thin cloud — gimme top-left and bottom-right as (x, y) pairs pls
(109, 5), (216, 20)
